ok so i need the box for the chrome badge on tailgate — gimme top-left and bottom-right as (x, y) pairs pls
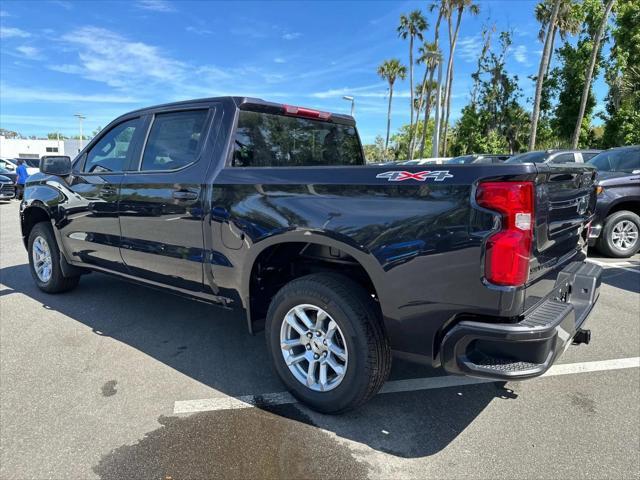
(376, 170), (454, 182)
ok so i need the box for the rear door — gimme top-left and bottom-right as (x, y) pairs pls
(525, 163), (597, 309)
(118, 106), (218, 294)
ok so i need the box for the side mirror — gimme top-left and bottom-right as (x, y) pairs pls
(40, 156), (72, 176)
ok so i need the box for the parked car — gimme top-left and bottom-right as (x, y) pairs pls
(586, 145), (640, 258)
(0, 158), (17, 171)
(0, 175), (16, 200)
(447, 154), (512, 164)
(0, 166), (18, 184)
(505, 149), (601, 164)
(400, 157), (452, 165)
(21, 96), (602, 413)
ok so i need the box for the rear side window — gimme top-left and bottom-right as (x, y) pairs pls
(233, 110), (363, 167)
(141, 110), (208, 171)
(551, 153), (575, 163)
(85, 118), (140, 173)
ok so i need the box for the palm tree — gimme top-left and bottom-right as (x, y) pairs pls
(571, 0), (616, 148)
(440, 0), (479, 156)
(529, 0), (581, 150)
(377, 59), (407, 152)
(398, 10), (428, 158)
(413, 41), (440, 158)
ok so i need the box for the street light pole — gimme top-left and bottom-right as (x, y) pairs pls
(74, 113), (86, 149)
(342, 96), (355, 117)
(432, 57), (443, 159)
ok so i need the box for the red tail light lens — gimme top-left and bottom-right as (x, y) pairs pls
(283, 105), (331, 120)
(476, 181), (535, 287)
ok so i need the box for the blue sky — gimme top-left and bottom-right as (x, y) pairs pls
(0, 0), (609, 144)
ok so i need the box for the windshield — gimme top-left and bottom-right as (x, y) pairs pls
(23, 159), (40, 168)
(233, 111), (363, 167)
(587, 148), (640, 172)
(447, 155), (475, 164)
(505, 151), (548, 164)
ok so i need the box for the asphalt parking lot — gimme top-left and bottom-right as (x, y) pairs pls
(1, 200), (639, 480)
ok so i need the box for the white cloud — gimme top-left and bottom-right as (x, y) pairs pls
(513, 45), (529, 65)
(58, 26), (186, 89)
(0, 10), (9, 17)
(15, 45), (42, 59)
(0, 84), (141, 104)
(457, 36), (483, 63)
(136, 0), (174, 12)
(310, 84), (411, 100)
(186, 25), (213, 36)
(282, 32), (301, 41)
(0, 26), (31, 39)
(273, 57), (286, 64)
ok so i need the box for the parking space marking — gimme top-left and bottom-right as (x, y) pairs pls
(173, 357), (640, 414)
(587, 258), (640, 274)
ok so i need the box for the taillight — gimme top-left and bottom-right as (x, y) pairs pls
(476, 181), (535, 287)
(283, 105), (331, 120)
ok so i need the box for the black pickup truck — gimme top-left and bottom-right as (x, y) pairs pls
(21, 97), (602, 413)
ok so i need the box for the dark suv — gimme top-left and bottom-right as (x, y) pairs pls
(587, 146), (640, 258)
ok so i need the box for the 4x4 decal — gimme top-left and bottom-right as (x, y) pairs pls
(376, 170), (454, 182)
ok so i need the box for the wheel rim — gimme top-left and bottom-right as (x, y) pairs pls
(32, 236), (52, 282)
(611, 220), (639, 250)
(279, 304), (348, 392)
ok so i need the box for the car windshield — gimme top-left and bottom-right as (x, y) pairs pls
(447, 155), (475, 164)
(22, 159), (40, 168)
(505, 151), (548, 164)
(587, 148), (640, 173)
(0, 167), (10, 174)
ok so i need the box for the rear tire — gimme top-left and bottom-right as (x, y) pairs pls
(266, 273), (391, 414)
(28, 222), (80, 293)
(597, 210), (640, 258)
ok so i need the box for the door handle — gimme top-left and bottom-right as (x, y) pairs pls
(172, 189), (199, 201)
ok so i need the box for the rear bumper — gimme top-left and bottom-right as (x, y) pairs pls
(440, 262), (602, 380)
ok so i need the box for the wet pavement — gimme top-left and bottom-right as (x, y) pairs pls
(1, 200), (639, 479)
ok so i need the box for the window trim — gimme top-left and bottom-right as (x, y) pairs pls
(78, 116), (143, 175)
(228, 109), (365, 168)
(130, 106), (215, 174)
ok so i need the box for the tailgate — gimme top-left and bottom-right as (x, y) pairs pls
(525, 163), (597, 310)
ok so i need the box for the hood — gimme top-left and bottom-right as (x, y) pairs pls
(595, 170), (639, 185)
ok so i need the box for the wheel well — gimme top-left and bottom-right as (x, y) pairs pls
(607, 201), (640, 218)
(21, 206), (50, 247)
(248, 242), (379, 331)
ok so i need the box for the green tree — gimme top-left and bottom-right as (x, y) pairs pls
(46, 132), (68, 140)
(602, 0), (640, 147)
(363, 135), (387, 163)
(398, 10), (428, 158)
(413, 41), (440, 158)
(390, 120), (435, 161)
(377, 59), (407, 152)
(529, 0), (582, 150)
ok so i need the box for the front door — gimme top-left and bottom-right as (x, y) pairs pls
(118, 107), (215, 294)
(59, 117), (143, 272)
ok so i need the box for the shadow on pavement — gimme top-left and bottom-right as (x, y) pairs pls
(1, 263), (515, 462)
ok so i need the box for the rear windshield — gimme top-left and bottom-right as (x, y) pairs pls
(505, 151), (547, 164)
(447, 155), (475, 164)
(588, 148), (640, 172)
(233, 110), (363, 167)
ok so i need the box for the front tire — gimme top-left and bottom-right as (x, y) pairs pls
(266, 273), (391, 414)
(597, 210), (640, 258)
(28, 222), (80, 293)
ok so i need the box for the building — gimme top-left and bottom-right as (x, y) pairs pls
(0, 137), (85, 159)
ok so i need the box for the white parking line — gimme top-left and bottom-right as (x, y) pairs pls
(588, 258), (640, 274)
(173, 357), (640, 414)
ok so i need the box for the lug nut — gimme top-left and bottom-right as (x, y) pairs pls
(307, 332), (313, 338)
(323, 340), (327, 345)
(323, 352), (328, 357)
(316, 331), (322, 337)
(306, 344), (311, 350)
(313, 354), (319, 359)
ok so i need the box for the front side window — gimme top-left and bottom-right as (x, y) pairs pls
(588, 147), (640, 172)
(85, 118), (140, 173)
(233, 110), (363, 167)
(141, 110), (208, 171)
